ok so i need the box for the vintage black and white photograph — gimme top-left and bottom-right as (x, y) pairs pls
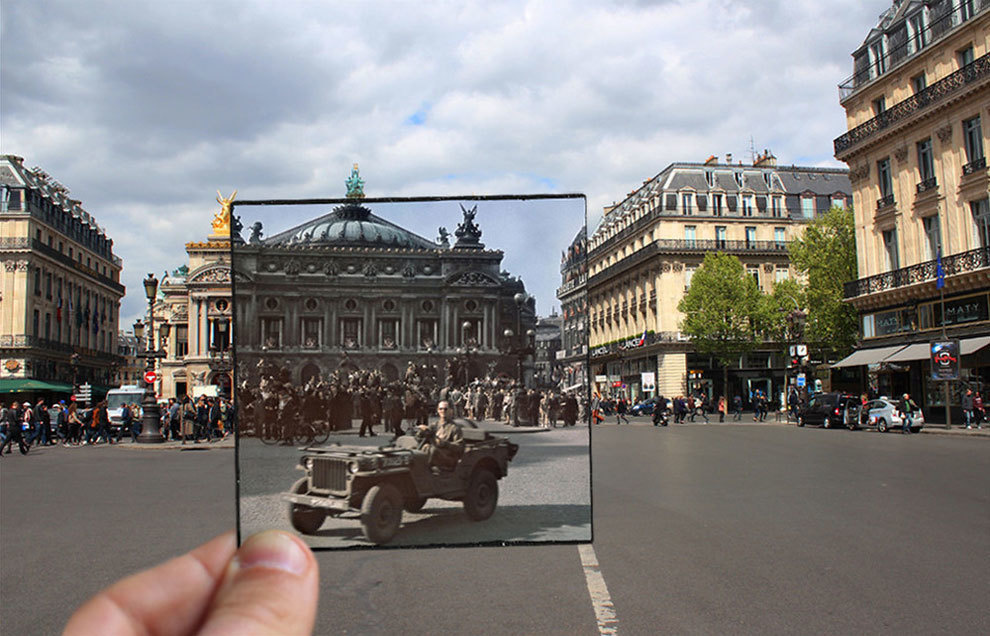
(230, 180), (590, 549)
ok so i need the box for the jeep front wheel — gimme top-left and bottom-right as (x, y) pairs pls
(288, 478), (326, 535)
(464, 469), (498, 521)
(361, 483), (403, 544)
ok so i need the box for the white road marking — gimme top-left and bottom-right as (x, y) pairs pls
(578, 544), (619, 635)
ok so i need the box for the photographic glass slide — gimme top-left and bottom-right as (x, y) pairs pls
(231, 194), (591, 549)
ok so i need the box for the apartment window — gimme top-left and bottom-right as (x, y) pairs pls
(262, 318), (283, 349)
(684, 225), (696, 246)
(36, 229), (41, 242)
(882, 229), (900, 271)
(958, 45), (974, 68)
(774, 267), (788, 284)
(45, 272), (52, 299)
(734, 172), (744, 187)
(972, 198), (990, 248)
(960, 1), (975, 22)
(58, 241), (63, 253)
(771, 196), (782, 217)
(801, 196), (815, 218)
(922, 216), (942, 261)
(33, 310), (39, 337)
(34, 267), (41, 295)
(44, 313), (51, 340)
(417, 320), (438, 348)
(301, 317), (322, 349)
(912, 73), (927, 94)
(877, 158), (893, 200)
(870, 40), (886, 77)
(872, 96), (886, 116)
(909, 13), (927, 52)
(763, 172), (773, 188)
(831, 196), (846, 209)
(917, 138), (935, 182)
(963, 116), (984, 163)
(684, 266), (696, 290)
(705, 171), (714, 187)
(340, 318), (361, 348)
(747, 266), (760, 288)
(681, 193), (693, 215)
(712, 194), (723, 216)
(745, 226), (757, 246)
(774, 227), (786, 248)
(741, 195), (753, 217)
(715, 226), (727, 249)
(69, 247), (73, 259)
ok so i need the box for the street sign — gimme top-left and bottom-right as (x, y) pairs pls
(796, 373), (806, 388)
(594, 375), (608, 383)
(796, 344), (807, 356)
(144, 370), (158, 384)
(74, 383), (92, 404)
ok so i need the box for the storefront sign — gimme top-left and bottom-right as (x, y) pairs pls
(930, 340), (960, 380)
(641, 372), (655, 392)
(594, 375), (608, 383)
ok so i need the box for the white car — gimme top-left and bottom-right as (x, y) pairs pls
(864, 397), (925, 433)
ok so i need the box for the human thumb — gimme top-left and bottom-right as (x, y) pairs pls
(198, 530), (318, 635)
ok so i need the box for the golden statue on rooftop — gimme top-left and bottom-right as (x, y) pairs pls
(212, 189), (237, 237)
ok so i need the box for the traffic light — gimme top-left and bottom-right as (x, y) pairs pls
(790, 356), (800, 368)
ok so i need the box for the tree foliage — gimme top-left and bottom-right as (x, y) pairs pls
(788, 206), (859, 358)
(678, 252), (761, 367)
(757, 278), (807, 343)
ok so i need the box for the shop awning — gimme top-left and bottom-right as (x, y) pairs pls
(961, 336), (990, 355)
(831, 345), (906, 368)
(883, 343), (931, 363)
(0, 379), (75, 394)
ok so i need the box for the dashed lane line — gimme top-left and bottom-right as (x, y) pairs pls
(578, 544), (618, 635)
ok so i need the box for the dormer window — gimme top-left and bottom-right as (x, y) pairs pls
(705, 170), (714, 188)
(734, 172), (743, 187)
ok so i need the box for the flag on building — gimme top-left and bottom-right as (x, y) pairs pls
(936, 248), (945, 289)
(56, 292), (62, 322)
(637, 330), (647, 346)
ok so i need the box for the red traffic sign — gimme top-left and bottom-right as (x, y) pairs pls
(144, 371), (158, 384)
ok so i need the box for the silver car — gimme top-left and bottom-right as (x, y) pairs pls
(865, 397), (925, 433)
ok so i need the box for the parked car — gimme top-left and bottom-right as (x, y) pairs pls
(797, 392), (860, 429)
(863, 397), (925, 433)
(630, 399), (657, 416)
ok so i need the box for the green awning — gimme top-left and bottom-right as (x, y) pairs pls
(0, 379), (75, 394)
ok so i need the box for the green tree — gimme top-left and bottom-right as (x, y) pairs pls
(757, 278), (807, 343)
(788, 205), (859, 359)
(678, 252), (761, 399)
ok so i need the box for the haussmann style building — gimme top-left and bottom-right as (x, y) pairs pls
(556, 226), (589, 393)
(831, 0), (989, 413)
(587, 153), (851, 404)
(0, 154), (124, 398)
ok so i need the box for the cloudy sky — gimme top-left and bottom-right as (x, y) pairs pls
(1, 0), (885, 326)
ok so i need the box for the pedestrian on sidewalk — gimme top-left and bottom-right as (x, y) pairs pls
(962, 389), (975, 429)
(898, 393), (919, 434)
(718, 396), (726, 423)
(615, 396), (629, 425)
(733, 395), (742, 421)
(974, 392), (985, 429)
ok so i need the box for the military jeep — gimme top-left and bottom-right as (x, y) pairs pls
(283, 419), (519, 544)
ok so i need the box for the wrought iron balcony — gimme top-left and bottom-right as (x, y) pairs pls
(916, 177), (938, 194)
(962, 156), (987, 175)
(876, 194), (896, 210)
(835, 52), (990, 157)
(843, 245), (990, 299)
(0, 236), (125, 293)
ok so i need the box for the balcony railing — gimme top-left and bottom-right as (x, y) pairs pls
(556, 274), (587, 297)
(916, 177), (938, 194)
(843, 245), (990, 299)
(834, 52), (990, 157)
(589, 331), (690, 357)
(588, 239), (791, 288)
(962, 156), (987, 175)
(0, 334), (120, 362)
(876, 194), (896, 210)
(0, 237), (125, 293)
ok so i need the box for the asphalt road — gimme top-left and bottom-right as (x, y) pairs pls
(2, 421), (988, 635)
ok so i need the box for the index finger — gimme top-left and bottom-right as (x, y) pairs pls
(65, 531), (237, 635)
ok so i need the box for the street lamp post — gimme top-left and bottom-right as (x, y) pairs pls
(209, 316), (232, 398)
(137, 273), (165, 443)
(783, 303), (806, 422)
(513, 293), (527, 383)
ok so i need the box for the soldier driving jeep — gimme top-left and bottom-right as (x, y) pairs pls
(417, 401), (464, 471)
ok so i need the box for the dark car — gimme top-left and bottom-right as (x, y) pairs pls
(797, 392), (860, 429)
(283, 418), (518, 544)
(630, 399), (657, 416)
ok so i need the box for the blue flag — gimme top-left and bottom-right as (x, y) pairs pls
(936, 248), (944, 289)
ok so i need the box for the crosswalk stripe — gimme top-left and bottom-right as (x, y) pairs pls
(578, 544), (619, 635)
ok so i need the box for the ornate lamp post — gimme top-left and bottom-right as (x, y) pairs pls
(137, 273), (165, 443)
(209, 316), (232, 398)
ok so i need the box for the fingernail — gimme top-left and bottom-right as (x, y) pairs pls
(235, 531), (310, 576)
